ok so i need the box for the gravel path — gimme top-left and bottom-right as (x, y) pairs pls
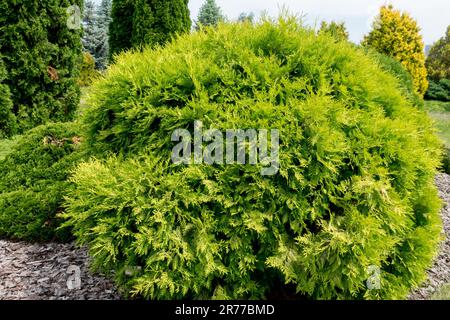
(0, 173), (449, 300)
(0, 241), (121, 300)
(409, 173), (450, 300)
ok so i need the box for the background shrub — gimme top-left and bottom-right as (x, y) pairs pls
(78, 52), (102, 87)
(426, 25), (450, 81)
(425, 79), (450, 102)
(0, 0), (82, 133)
(0, 122), (84, 241)
(131, 0), (191, 49)
(62, 19), (443, 300)
(82, 0), (111, 70)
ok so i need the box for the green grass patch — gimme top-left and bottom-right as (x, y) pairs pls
(425, 101), (450, 148)
(425, 100), (450, 113)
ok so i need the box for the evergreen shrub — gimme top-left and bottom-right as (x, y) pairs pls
(0, 122), (84, 241)
(368, 51), (424, 108)
(62, 19), (443, 299)
(0, 0), (82, 133)
(425, 79), (450, 102)
(0, 58), (17, 138)
(78, 52), (101, 87)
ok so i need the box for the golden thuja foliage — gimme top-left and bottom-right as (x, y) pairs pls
(363, 5), (428, 97)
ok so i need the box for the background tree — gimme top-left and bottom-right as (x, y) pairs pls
(95, 0), (112, 69)
(82, 1), (98, 55)
(132, 0), (191, 48)
(0, 0), (83, 133)
(426, 25), (450, 81)
(362, 5), (428, 97)
(196, 0), (224, 29)
(318, 21), (349, 42)
(109, 0), (135, 58)
(237, 12), (255, 24)
(109, 0), (191, 57)
(0, 58), (17, 138)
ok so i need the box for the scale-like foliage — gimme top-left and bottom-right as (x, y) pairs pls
(0, 58), (17, 138)
(0, 0), (82, 133)
(132, 0), (191, 49)
(109, 0), (134, 57)
(109, 0), (191, 57)
(0, 123), (84, 241)
(62, 18), (443, 299)
(368, 50), (424, 108)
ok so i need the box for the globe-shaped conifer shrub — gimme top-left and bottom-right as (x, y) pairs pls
(62, 18), (443, 299)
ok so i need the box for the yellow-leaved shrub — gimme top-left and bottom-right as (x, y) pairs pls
(363, 5), (428, 97)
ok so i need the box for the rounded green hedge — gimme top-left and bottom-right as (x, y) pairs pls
(0, 122), (83, 241)
(62, 18), (443, 299)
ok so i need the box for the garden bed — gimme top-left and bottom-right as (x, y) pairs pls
(0, 241), (121, 300)
(1, 173), (449, 300)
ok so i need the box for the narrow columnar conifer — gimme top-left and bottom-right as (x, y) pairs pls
(0, 0), (83, 132)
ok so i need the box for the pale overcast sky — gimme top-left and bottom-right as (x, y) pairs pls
(95, 0), (449, 45)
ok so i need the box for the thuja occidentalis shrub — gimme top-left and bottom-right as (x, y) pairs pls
(0, 122), (84, 241)
(61, 17), (443, 299)
(367, 50), (424, 109)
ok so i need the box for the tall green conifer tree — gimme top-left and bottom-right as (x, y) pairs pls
(109, 0), (135, 57)
(109, 0), (191, 58)
(0, 0), (83, 132)
(132, 0), (191, 48)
